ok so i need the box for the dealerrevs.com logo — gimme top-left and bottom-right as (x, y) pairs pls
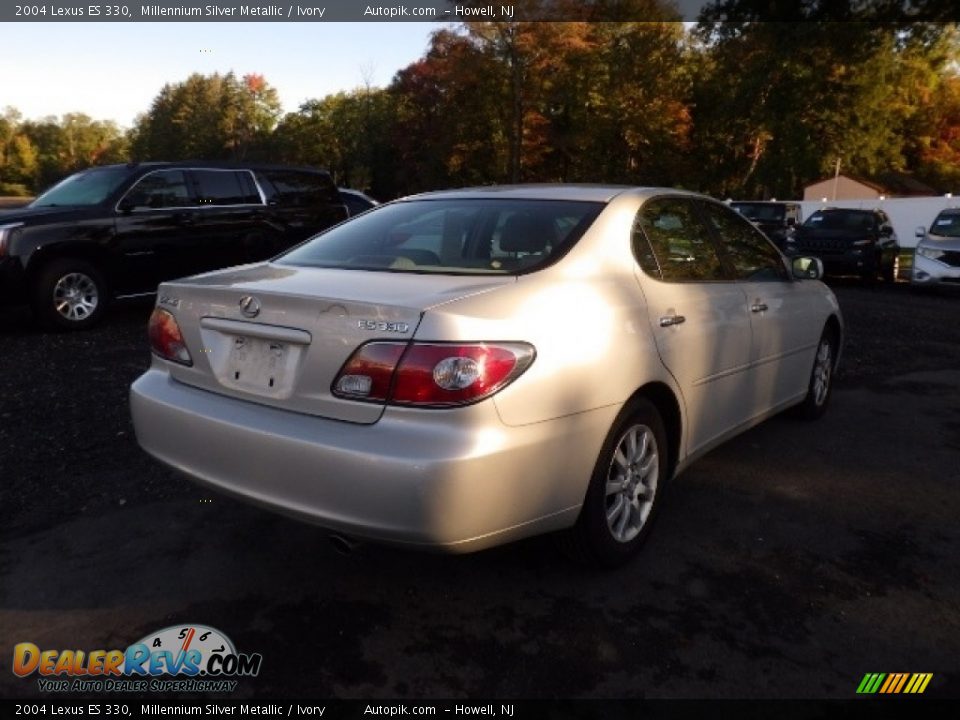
(12, 624), (262, 693)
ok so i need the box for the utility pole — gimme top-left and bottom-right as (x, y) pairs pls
(832, 157), (842, 201)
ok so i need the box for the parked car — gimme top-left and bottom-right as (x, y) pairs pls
(731, 200), (802, 249)
(338, 188), (379, 216)
(0, 162), (348, 329)
(788, 207), (899, 283)
(130, 186), (843, 566)
(912, 209), (960, 289)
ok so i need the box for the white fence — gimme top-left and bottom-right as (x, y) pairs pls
(798, 196), (960, 249)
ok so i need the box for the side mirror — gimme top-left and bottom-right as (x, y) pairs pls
(915, 225), (926, 238)
(792, 256), (823, 280)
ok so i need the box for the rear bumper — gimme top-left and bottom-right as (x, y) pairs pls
(130, 367), (616, 552)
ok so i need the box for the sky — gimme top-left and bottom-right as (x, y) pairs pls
(1, 22), (440, 128)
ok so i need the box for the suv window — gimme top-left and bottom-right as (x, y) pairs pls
(805, 209), (876, 231)
(123, 170), (193, 209)
(701, 201), (788, 281)
(257, 170), (339, 206)
(30, 166), (131, 207)
(192, 170), (261, 206)
(633, 197), (727, 282)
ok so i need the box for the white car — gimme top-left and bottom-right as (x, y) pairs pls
(130, 186), (842, 566)
(913, 209), (960, 288)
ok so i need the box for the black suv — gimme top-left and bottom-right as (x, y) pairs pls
(789, 207), (900, 283)
(0, 162), (348, 329)
(731, 201), (802, 249)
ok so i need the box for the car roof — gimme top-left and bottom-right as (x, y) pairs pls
(399, 184), (703, 204)
(87, 161), (332, 175)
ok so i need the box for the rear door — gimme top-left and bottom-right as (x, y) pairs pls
(186, 168), (270, 275)
(632, 196), (754, 455)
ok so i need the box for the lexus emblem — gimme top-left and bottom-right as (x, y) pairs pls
(239, 296), (261, 318)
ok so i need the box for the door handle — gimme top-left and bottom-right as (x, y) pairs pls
(659, 314), (686, 327)
(751, 303), (768, 313)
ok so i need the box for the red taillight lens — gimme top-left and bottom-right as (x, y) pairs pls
(333, 342), (407, 401)
(148, 308), (193, 366)
(332, 342), (535, 407)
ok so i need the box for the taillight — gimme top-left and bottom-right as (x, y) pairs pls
(333, 342), (406, 401)
(333, 342), (535, 407)
(148, 308), (193, 366)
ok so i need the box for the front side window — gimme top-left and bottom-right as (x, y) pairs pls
(277, 199), (603, 275)
(633, 197), (726, 282)
(122, 170), (193, 209)
(30, 166), (130, 207)
(701, 201), (788, 281)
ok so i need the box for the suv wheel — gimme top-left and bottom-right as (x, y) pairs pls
(33, 258), (108, 330)
(559, 398), (667, 567)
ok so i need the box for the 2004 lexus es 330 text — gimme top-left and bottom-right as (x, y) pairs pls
(130, 186), (842, 565)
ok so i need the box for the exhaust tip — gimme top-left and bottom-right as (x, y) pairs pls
(328, 533), (361, 556)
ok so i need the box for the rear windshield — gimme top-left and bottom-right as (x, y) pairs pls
(276, 198), (604, 274)
(804, 209), (876, 230)
(30, 166), (130, 207)
(930, 212), (960, 237)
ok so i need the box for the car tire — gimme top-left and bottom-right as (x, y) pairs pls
(32, 258), (109, 331)
(795, 327), (837, 420)
(559, 398), (668, 567)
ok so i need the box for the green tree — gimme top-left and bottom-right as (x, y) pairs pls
(131, 72), (281, 161)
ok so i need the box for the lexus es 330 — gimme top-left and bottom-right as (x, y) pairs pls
(130, 186), (842, 565)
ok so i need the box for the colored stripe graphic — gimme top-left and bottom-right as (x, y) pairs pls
(857, 673), (933, 694)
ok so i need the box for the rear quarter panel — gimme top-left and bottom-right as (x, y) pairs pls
(414, 194), (679, 429)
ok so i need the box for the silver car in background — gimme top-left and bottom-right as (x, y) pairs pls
(130, 186), (843, 566)
(913, 209), (960, 288)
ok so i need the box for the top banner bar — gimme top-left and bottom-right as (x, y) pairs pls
(3, 1), (957, 23)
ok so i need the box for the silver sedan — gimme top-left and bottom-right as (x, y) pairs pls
(130, 186), (842, 566)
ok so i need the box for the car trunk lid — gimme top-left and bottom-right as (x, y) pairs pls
(156, 263), (512, 424)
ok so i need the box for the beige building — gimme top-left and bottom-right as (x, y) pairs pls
(804, 173), (937, 201)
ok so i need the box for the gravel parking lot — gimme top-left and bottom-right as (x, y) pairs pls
(2, 281), (959, 699)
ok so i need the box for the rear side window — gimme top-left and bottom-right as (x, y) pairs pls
(277, 199), (603, 275)
(192, 170), (260, 206)
(257, 170), (339, 206)
(633, 197), (727, 282)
